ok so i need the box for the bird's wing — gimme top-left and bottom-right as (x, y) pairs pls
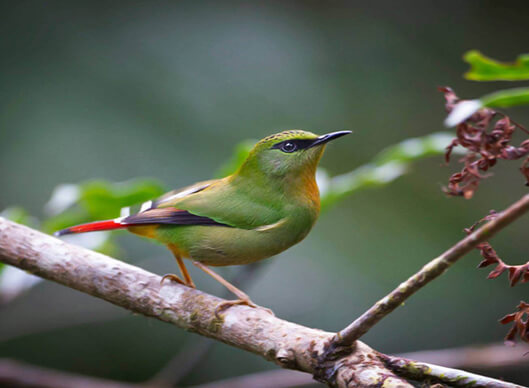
(130, 177), (283, 230)
(56, 179), (241, 236)
(110, 179), (231, 228)
(158, 178), (284, 230)
(121, 207), (229, 227)
(138, 179), (217, 211)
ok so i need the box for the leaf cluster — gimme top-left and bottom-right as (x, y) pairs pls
(500, 302), (529, 345)
(466, 211), (529, 287)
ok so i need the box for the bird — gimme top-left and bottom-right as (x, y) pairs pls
(55, 130), (351, 315)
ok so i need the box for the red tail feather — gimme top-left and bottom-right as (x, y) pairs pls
(54, 219), (127, 237)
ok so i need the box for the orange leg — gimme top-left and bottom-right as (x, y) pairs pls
(192, 261), (273, 317)
(161, 244), (196, 288)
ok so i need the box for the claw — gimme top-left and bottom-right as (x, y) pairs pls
(214, 298), (274, 319)
(160, 273), (196, 288)
(160, 273), (185, 285)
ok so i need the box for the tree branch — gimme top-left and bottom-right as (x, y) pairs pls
(383, 355), (519, 388)
(192, 342), (529, 387)
(398, 342), (529, 371)
(330, 193), (529, 349)
(0, 217), (523, 387)
(0, 218), (410, 387)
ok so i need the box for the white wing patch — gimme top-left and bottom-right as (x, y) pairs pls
(162, 185), (209, 203)
(140, 200), (153, 213)
(120, 207), (131, 217)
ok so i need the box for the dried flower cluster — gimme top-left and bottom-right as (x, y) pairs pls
(440, 87), (529, 198)
(465, 212), (529, 343)
(500, 302), (529, 345)
(466, 211), (529, 287)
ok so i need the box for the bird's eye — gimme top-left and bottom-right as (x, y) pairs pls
(280, 142), (297, 153)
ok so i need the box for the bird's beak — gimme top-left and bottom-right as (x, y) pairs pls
(308, 130), (352, 148)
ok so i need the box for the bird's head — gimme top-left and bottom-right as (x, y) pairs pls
(237, 130), (351, 179)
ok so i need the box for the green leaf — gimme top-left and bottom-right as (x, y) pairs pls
(481, 87), (529, 108)
(464, 50), (529, 81)
(78, 179), (166, 220)
(43, 179), (166, 231)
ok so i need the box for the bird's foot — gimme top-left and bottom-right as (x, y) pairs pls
(215, 298), (274, 318)
(160, 273), (196, 288)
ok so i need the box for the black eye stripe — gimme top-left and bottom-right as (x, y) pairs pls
(271, 139), (314, 152)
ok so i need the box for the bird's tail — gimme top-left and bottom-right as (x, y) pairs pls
(54, 219), (128, 237)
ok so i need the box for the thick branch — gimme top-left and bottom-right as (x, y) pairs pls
(0, 218), (410, 388)
(333, 193), (529, 346)
(0, 218), (522, 387)
(192, 342), (529, 387)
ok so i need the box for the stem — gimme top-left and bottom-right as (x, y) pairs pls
(384, 355), (522, 388)
(333, 194), (529, 345)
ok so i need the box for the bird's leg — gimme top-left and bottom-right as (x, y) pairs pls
(161, 244), (196, 288)
(192, 261), (273, 317)
(176, 256), (196, 288)
(193, 261), (252, 300)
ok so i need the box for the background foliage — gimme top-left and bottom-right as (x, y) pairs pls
(1, 1), (529, 386)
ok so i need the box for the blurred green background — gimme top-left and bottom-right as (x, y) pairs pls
(1, 1), (529, 386)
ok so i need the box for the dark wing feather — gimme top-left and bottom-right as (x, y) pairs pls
(122, 208), (229, 227)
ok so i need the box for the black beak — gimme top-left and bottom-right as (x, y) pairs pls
(308, 130), (352, 148)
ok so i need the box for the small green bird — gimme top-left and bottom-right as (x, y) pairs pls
(56, 130), (351, 314)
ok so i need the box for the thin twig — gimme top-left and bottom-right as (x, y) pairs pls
(383, 355), (521, 388)
(398, 342), (529, 371)
(330, 193), (529, 348)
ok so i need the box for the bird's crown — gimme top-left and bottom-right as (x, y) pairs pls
(257, 130), (318, 146)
